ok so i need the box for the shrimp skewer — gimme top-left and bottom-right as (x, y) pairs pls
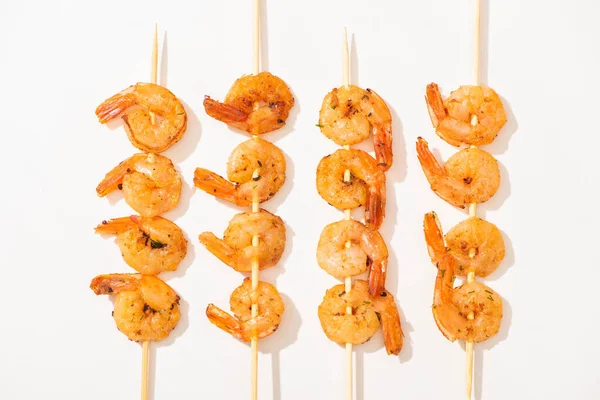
(90, 274), (181, 342)
(416, 137), (499, 209)
(206, 279), (284, 342)
(96, 152), (182, 217)
(95, 215), (188, 275)
(95, 83), (187, 153)
(203, 72), (294, 135)
(193, 138), (286, 206)
(318, 86), (393, 170)
(199, 209), (285, 272)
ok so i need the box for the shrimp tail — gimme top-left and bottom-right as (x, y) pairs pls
(193, 168), (243, 205)
(95, 90), (136, 123)
(203, 96), (249, 132)
(377, 292), (404, 355)
(206, 304), (245, 341)
(373, 123), (393, 172)
(416, 137), (445, 180)
(198, 232), (237, 270)
(423, 212), (447, 265)
(365, 183), (386, 230)
(90, 274), (139, 295)
(94, 216), (136, 234)
(432, 257), (464, 342)
(367, 259), (387, 297)
(425, 83), (446, 129)
(96, 159), (132, 197)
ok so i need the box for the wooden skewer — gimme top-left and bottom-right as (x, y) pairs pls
(342, 27), (353, 400)
(466, 1), (481, 399)
(141, 23), (159, 400)
(250, 1), (261, 399)
(150, 24), (158, 125)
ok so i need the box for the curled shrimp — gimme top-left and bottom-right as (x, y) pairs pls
(425, 83), (506, 147)
(423, 212), (505, 277)
(194, 138), (285, 206)
(431, 256), (503, 342)
(206, 278), (284, 342)
(317, 220), (388, 296)
(95, 83), (187, 152)
(318, 280), (403, 355)
(199, 209), (286, 272)
(204, 72), (294, 135)
(318, 86), (393, 170)
(90, 274), (181, 342)
(416, 137), (500, 208)
(96, 153), (182, 217)
(316, 149), (386, 230)
(95, 215), (188, 275)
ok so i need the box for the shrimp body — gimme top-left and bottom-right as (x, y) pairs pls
(445, 217), (505, 277)
(199, 209), (286, 272)
(426, 83), (506, 147)
(416, 137), (499, 208)
(424, 212), (505, 277)
(206, 278), (284, 342)
(194, 138), (285, 206)
(95, 83), (187, 153)
(96, 153), (182, 217)
(317, 220), (388, 296)
(204, 72), (294, 135)
(90, 274), (180, 342)
(431, 253), (502, 343)
(318, 280), (380, 345)
(316, 149), (386, 229)
(95, 216), (187, 275)
(319, 86), (393, 170)
(318, 280), (402, 354)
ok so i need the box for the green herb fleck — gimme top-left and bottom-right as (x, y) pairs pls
(440, 269), (446, 278)
(150, 239), (167, 249)
(331, 105), (337, 110)
(468, 291), (475, 294)
(487, 295), (494, 301)
(485, 289), (494, 294)
(315, 124), (324, 128)
(459, 265), (464, 271)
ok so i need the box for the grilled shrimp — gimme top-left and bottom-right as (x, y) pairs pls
(423, 212), (505, 277)
(194, 138), (285, 206)
(431, 256), (503, 342)
(90, 274), (181, 342)
(95, 83), (187, 152)
(206, 278), (284, 342)
(199, 209), (286, 272)
(425, 83), (506, 147)
(316, 149), (386, 230)
(318, 280), (380, 346)
(96, 153), (182, 217)
(318, 280), (403, 355)
(204, 72), (294, 135)
(95, 215), (187, 275)
(318, 86), (393, 170)
(416, 137), (500, 208)
(317, 220), (388, 296)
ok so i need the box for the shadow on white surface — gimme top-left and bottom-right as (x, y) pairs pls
(260, 292), (301, 400)
(164, 99), (203, 164)
(160, 31), (168, 88)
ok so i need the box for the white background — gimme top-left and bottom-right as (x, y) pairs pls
(1, 0), (599, 399)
